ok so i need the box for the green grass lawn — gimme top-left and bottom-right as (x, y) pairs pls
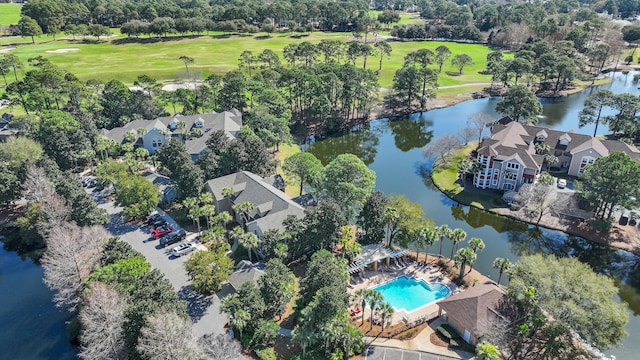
(430, 141), (503, 209)
(3, 32), (497, 90)
(0, 3), (21, 26)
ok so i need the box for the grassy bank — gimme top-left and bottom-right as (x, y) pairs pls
(274, 143), (302, 198)
(430, 142), (503, 210)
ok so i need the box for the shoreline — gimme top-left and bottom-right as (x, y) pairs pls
(337, 77), (616, 138)
(430, 171), (640, 257)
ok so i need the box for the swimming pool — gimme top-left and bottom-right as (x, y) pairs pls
(371, 276), (451, 312)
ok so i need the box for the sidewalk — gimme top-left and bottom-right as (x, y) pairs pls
(364, 318), (475, 360)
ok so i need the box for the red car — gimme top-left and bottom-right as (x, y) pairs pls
(151, 226), (174, 238)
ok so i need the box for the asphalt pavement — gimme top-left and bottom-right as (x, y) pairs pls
(365, 346), (466, 360)
(92, 188), (227, 337)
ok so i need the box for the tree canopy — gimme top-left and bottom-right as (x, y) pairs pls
(507, 254), (628, 351)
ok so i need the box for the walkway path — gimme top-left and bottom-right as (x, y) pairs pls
(364, 318), (475, 360)
(437, 82), (491, 90)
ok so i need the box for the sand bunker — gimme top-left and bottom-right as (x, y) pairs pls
(0, 47), (16, 53)
(45, 48), (80, 53)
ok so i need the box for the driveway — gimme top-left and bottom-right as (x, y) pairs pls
(92, 189), (227, 337)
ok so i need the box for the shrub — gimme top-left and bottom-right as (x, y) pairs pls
(251, 320), (279, 347)
(255, 347), (277, 360)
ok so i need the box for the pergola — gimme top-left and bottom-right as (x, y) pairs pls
(347, 244), (410, 273)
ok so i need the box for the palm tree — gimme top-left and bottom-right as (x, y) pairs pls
(134, 147), (149, 160)
(384, 206), (399, 246)
(341, 325), (362, 360)
(449, 228), (467, 261)
(229, 309), (250, 339)
(229, 226), (244, 251)
(221, 186), (235, 199)
(202, 226), (225, 244)
(199, 192), (213, 205)
(292, 324), (315, 358)
(189, 206), (203, 235)
(423, 227), (437, 263)
(232, 201), (254, 228)
(378, 302), (394, 331)
(214, 211), (233, 229)
(414, 227), (426, 263)
(201, 204), (216, 230)
(183, 197), (199, 228)
(454, 248), (477, 281)
(239, 232), (259, 262)
(493, 257), (513, 284)
(476, 341), (500, 360)
(436, 224), (450, 258)
(468, 237), (485, 254)
(353, 288), (372, 325)
(367, 290), (384, 331)
(176, 120), (187, 140)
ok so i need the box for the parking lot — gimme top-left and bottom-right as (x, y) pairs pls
(91, 187), (227, 337)
(365, 346), (466, 360)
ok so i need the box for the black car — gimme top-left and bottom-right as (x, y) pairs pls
(159, 229), (187, 247)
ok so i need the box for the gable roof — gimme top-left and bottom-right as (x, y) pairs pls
(437, 283), (507, 340)
(99, 110), (243, 155)
(479, 121), (640, 171)
(227, 260), (265, 292)
(205, 171), (305, 233)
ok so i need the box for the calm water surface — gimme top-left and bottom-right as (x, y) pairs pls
(0, 242), (78, 360)
(307, 71), (640, 359)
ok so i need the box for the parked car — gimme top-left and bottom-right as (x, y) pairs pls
(159, 229), (186, 247)
(145, 212), (162, 225)
(150, 219), (167, 229)
(171, 241), (198, 257)
(557, 178), (567, 189)
(151, 226), (174, 238)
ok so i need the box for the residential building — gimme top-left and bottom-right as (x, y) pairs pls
(0, 113), (18, 142)
(99, 109), (242, 159)
(204, 171), (307, 237)
(437, 282), (507, 345)
(226, 260), (266, 293)
(473, 120), (640, 190)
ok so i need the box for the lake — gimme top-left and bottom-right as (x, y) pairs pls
(306, 71), (640, 359)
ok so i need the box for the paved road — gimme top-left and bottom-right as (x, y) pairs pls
(365, 346), (469, 360)
(92, 189), (227, 338)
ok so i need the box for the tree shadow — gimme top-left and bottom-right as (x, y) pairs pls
(178, 285), (213, 322)
(445, 71), (462, 77)
(289, 33), (310, 39)
(254, 35), (271, 40)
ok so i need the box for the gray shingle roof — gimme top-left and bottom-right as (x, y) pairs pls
(205, 171), (305, 233)
(479, 121), (640, 171)
(99, 110), (242, 156)
(227, 260), (266, 292)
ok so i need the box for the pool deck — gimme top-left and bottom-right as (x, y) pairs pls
(350, 261), (460, 326)
(350, 262), (474, 359)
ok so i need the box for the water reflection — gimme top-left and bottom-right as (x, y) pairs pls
(386, 117), (434, 152)
(307, 71), (640, 358)
(305, 123), (382, 165)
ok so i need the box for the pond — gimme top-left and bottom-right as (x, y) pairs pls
(306, 71), (640, 359)
(0, 241), (78, 360)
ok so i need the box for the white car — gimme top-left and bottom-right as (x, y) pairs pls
(557, 178), (567, 189)
(171, 242), (197, 257)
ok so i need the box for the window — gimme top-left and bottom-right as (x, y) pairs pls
(503, 183), (514, 190)
(506, 162), (519, 170)
(152, 138), (163, 148)
(578, 156), (596, 175)
(561, 161), (569, 168)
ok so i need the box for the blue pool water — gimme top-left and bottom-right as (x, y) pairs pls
(372, 276), (451, 312)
